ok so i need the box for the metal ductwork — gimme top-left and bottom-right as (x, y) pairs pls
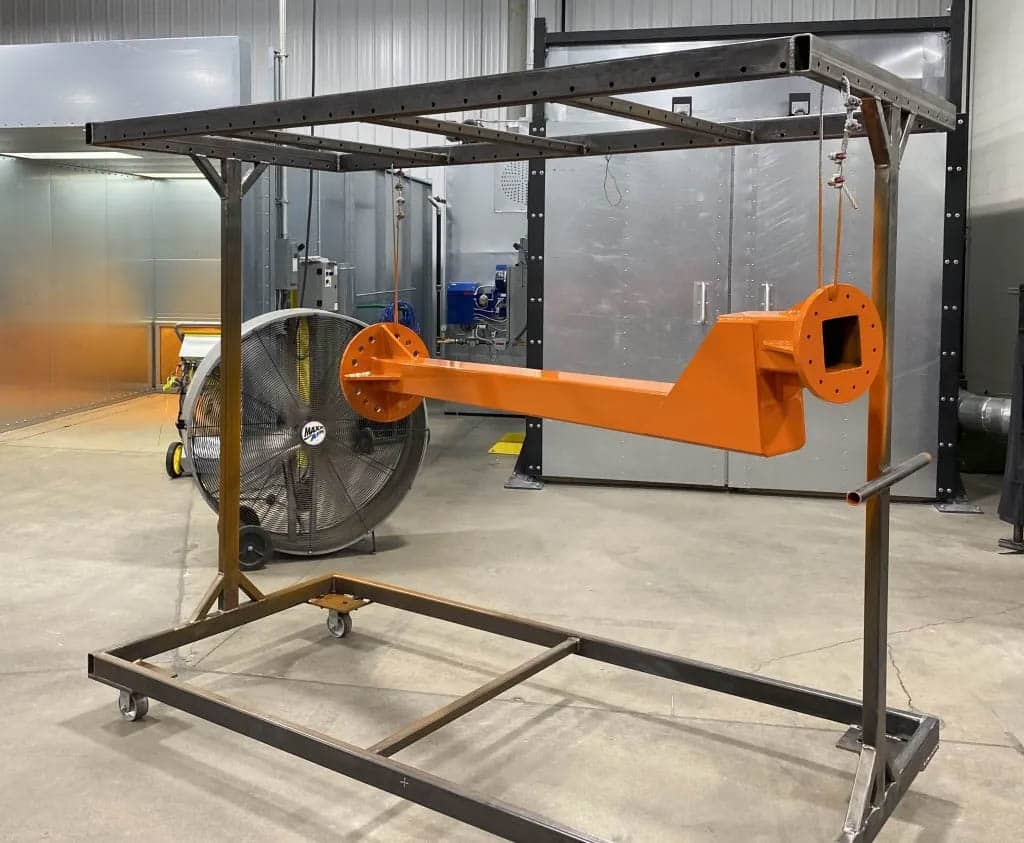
(958, 389), (1012, 437)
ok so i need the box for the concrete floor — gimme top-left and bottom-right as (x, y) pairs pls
(1, 394), (1022, 841)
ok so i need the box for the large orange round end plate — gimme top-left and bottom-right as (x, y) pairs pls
(792, 284), (884, 404)
(340, 323), (429, 422)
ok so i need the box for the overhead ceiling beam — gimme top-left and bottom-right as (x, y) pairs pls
(559, 95), (753, 144)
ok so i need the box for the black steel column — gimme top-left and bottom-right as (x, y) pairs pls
(936, 0), (970, 503)
(937, 113), (969, 501)
(516, 16), (548, 479)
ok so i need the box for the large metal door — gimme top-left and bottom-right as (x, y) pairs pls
(541, 33), (947, 494)
(543, 118), (730, 484)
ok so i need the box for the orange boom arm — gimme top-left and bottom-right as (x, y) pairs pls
(340, 283), (882, 457)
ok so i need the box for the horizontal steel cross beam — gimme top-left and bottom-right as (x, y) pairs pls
(561, 94), (753, 143)
(87, 37), (797, 142)
(223, 129), (448, 166)
(105, 111), (936, 174)
(371, 116), (585, 153)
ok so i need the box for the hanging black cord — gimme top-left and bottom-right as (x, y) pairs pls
(299, 0), (317, 307)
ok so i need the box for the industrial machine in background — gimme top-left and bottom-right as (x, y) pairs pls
(274, 239), (355, 314)
(441, 238), (527, 358)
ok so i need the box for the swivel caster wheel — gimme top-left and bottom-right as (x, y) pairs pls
(326, 609), (353, 639)
(165, 441), (185, 479)
(239, 524), (272, 571)
(118, 690), (149, 722)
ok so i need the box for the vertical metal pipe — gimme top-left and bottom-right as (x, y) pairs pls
(862, 107), (902, 800)
(273, 0), (288, 240)
(219, 159), (244, 611)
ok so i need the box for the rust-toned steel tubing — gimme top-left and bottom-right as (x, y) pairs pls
(846, 452), (932, 505)
(218, 159), (244, 611)
(368, 638), (579, 757)
(850, 99), (909, 830)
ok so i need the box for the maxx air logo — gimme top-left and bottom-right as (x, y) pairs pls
(301, 420), (326, 446)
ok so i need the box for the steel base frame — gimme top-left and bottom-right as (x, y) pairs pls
(90, 572), (938, 843)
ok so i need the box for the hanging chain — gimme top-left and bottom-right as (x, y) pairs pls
(392, 170), (406, 326)
(826, 76), (862, 292)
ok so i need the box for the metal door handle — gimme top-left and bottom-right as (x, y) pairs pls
(761, 281), (774, 312)
(692, 281), (709, 326)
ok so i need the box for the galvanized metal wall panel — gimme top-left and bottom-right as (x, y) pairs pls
(285, 0), (510, 150)
(286, 169), (433, 330)
(964, 0), (1024, 396)
(0, 1), (278, 98)
(543, 114), (731, 485)
(0, 159), (155, 428)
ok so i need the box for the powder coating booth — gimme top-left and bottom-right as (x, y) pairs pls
(85, 32), (956, 842)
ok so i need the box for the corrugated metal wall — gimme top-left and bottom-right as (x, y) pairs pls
(0, 1), (513, 150)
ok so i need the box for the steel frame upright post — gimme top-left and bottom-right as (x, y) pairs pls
(844, 101), (913, 836)
(218, 158), (244, 611)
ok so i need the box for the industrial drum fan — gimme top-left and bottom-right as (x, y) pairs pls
(182, 308), (428, 569)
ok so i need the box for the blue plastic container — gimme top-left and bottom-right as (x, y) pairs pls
(447, 281), (478, 327)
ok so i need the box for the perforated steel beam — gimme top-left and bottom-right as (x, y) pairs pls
(370, 116), (585, 154)
(87, 37), (798, 142)
(561, 94), (753, 144)
(86, 35), (954, 147)
(115, 135), (342, 171)
(224, 129), (448, 166)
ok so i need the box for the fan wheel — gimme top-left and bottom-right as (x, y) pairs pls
(165, 441), (184, 479)
(239, 525), (273, 571)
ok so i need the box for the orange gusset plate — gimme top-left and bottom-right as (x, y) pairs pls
(340, 283), (883, 457)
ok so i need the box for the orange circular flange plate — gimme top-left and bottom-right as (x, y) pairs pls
(340, 323), (429, 422)
(793, 284), (884, 404)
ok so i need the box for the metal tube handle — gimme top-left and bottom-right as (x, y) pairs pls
(845, 452), (932, 505)
(692, 281), (709, 326)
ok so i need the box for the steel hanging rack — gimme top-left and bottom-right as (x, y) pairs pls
(86, 31), (956, 843)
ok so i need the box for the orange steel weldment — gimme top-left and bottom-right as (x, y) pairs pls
(340, 283), (883, 457)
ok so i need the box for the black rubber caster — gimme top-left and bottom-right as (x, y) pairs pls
(118, 690), (150, 722)
(326, 609), (353, 639)
(239, 524), (273, 571)
(165, 441), (185, 479)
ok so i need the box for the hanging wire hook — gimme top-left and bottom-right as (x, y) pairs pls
(828, 76), (863, 292)
(817, 84), (825, 289)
